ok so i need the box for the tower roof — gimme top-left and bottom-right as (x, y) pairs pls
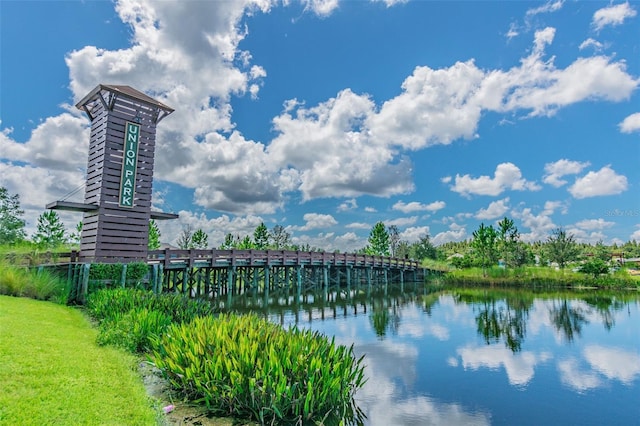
(75, 84), (174, 122)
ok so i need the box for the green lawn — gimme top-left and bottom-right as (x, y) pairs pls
(0, 295), (158, 425)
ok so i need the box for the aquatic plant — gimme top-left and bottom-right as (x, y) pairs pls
(151, 313), (366, 424)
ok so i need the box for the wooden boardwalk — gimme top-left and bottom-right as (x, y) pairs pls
(57, 249), (429, 303)
(145, 249), (426, 301)
(146, 248), (422, 270)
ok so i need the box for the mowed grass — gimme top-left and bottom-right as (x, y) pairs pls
(0, 295), (158, 425)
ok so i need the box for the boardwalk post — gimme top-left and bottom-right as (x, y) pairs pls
(120, 264), (127, 288)
(80, 263), (90, 304)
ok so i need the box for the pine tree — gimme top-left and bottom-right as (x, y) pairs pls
(0, 186), (26, 244)
(33, 210), (66, 249)
(367, 222), (390, 256)
(148, 220), (161, 250)
(192, 229), (208, 249)
(253, 222), (269, 249)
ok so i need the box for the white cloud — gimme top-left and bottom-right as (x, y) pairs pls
(2, 0), (639, 234)
(505, 22), (519, 40)
(399, 226), (430, 243)
(432, 223), (467, 245)
(543, 159), (591, 187)
(0, 162), (86, 236)
(526, 0), (564, 17)
(301, 0), (339, 17)
(592, 2), (637, 31)
(268, 89), (415, 200)
(364, 206), (377, 213)
(568, 166), (628, 199)
(337, 198), (358, 212)
(290, 213), (338, 231)
(573, 219), (615, 231)
(579, 38), (604, 52)
(345, 222), (371, 230)
(157, 210), (265, 247)
(0, 112), (89, 171)
(290, 231), (363, 253)
(630, 225), (640, 241)
(543, 200), (569, 215)
(457, 345), (552, 386)
(619, 112), (640, 133)
(584, 345), (640, 384)
(512, 206), (557, 242)
(385, 216), (418, 227)
(450, 163), (540, 197)
(475, 198), (510, 220)
(557, 358), (602, 392)
(392, 200), (445, 213)
(565, 228), (608, 245)
(370, 0), (409, 7)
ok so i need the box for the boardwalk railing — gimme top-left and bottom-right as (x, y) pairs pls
(146, 249), (421, 270)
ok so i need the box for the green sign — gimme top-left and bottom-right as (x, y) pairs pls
(119, 122), (140, 208)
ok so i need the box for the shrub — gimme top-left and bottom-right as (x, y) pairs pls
(86, 289), (215, 353)
(150, 314), (366, 425)
(96, 308), (173, 353)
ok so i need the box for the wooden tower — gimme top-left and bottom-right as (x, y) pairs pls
(48, 85), (177, 263)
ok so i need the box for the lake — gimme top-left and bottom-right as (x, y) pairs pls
(220, 284), (640, 425)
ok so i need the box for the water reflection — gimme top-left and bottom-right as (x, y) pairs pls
(221, 285), (640, 425)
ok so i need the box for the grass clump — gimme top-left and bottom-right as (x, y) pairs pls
(0, 295), (157, 424)
(151, 313), (366, 425)
(86, 288), (214, 353)
(0, 260), (69, 303)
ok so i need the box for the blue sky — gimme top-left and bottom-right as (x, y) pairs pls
(1, 0), (639, 251)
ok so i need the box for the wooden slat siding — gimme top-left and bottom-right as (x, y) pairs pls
(76, 86), (170, 263)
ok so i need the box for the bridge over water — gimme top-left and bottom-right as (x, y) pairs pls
(61, 249), (433, 303)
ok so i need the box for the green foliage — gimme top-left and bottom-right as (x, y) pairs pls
(367, 221), (390, 256)
(96, 308), (173, 353)
(32, 210), (67, 249)
(88, 262), (149, 285)
(253, 222), (269, 249)
(0, 186), (26, 244)
(192, 228), (209, 249)
(238, 235), (255, 249)
(0, 260), (69, 303)
(86, 289), (215, 353)
(148, 219), (161, 250)
(546, 227), (580, 269)
(472, 223), (498, 276)
(443, 265), (638, 288)
(579, 258), (610, 278)
(592, 240), (611, 262)
(410, 233), (437, 260)
(86, 288), (214, 325)
(269, 224), (291, 249)
(220, 233), (235, 249)
(151, 313), (366, 424)
(497, 217), (526, 268)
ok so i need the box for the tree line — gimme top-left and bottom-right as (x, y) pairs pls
(2, 187), (639, 269)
